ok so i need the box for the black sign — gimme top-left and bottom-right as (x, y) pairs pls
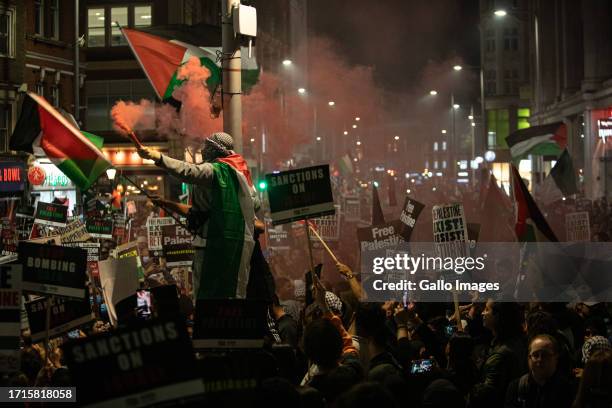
(0, 161), (25, 192)
(86, 218), (113, 238)
(25, 296), (93, 342)
(62, 318), (203, 406)
(357, 220), (405, 252)
(18, 242), (87, 299)
(161, 224), (192, 246)
(34, 201), (68, 227)
(193, 299), (267, 349)
(266, 220), (291, 250)
(0, 264), (21, 373)
(266, 165), (335, 225)
(399, 196), (425, 241)
(163, 243), (194, 267)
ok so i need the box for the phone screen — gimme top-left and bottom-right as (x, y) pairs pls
(136, 289), (152, 320)
(410, 359), (433, 374)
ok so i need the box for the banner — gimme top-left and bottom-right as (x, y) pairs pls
(62, 318), (204, 407)
(399, 196), (425, 241)
(265, 219), (291, 250)
(57, 219), (91, 243)
(342, 195), (361, 222)
(193, 299), (267, 349)
(161, 223), (192, 246)
(309, 205), (341, 241)
(357, 221), (405, 252)
(266, 165), (335, 225)
(566, 211), (591, 242)
(99, 256), (140, 327)
(25, 296), (94, 342)
(0, 161), (25, 192)
(432, 203), (468, 259)
(163, 243), (194, 267)
(147, 217), (175, 252)
(18, 242), (87, 299)
(0, 264), (21, 373)
(86, 218), (113, 239)
(34, 201), (68, 227)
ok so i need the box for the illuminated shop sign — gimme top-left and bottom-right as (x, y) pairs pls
(597, 117), (612, 142)
(0, 161), (25, 192)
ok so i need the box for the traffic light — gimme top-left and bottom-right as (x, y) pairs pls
(257, 180), (267, 191)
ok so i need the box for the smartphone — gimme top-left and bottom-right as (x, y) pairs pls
(445, 325), (457, 337)
(136, 289), (152, 320)
(410, 359), (434, 374)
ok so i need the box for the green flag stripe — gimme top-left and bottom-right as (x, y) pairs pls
(163, 57), (221, 100)
(56, 156), (111, 191)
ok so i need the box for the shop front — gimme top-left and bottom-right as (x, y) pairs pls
(30, 159), (78, 215)
(590, 107), (612, 198)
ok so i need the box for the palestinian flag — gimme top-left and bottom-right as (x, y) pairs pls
(479, 173), (516, 242)
(506, 122), (567, 161)
(199, 154), (255, 299)
(120, 27), (221, 101)
(538, 149), (579, 205)
(511, 165), (558, 242)
(10, 93), (111, 191)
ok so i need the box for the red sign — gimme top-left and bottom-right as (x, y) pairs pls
(28, 166), (46, 186)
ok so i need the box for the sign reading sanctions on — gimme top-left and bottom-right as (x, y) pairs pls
(18, 242), (87, 299)
(266, 165), (334, 225)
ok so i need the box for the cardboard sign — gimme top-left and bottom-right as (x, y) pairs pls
(147, 217), (175, 251)
(62, 318), (204, 407)
(357, 221), (405, 252)
(18, 242), (87, 299)
(399, 196), (425, 241)
(0, 161), (25, 192)
(113, 214), (127, 244)
(432, 203), (468, 258)
(163, 243), (194, 267)
(16, 211), (34, 241)
(34, 201), (68, 227)
(265, 219), (291, 250)
(309, 205), (341, 242)
(25, 296), (94, 342)
(57, 219), (91, 243)
(1, 220), (18, 256)
(566, 211), (591, 242)
(99, 256), (140, 327)
(86, 218), (113, 239)
(343, 195), (361, 222)
(161, 224), (192, 246)
(0, 264), (21, 373)
(193, 299), (267, 349)
(266, 165), (335, 225)
(65, 242), (101, 285)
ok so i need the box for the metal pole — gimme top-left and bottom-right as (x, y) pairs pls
(451, 93), (456, 177)
(222, 0), (243, 153)
(479, 67), (485, 154)
(74, 0), (80, 122)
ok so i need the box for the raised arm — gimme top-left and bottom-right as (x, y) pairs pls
(138, 147), (215, 186)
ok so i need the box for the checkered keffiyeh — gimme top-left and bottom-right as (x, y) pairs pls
(325, 291), (343, 315)
(582, 335), (612, 363)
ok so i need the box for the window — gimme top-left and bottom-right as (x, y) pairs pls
(0, 8), (15, 57)
(87, 8), (105, 47)
(35, 83), (44, 97)
(517, 108), (530, 130)
(503, 69), (520, 94)
(485, 29), (495, 53)
(134, 6), (152, 27)
(434, 161), (438, 169)
(442, 160), (447, 169)
(51, 86), (59, 108)
(49, 0), (59, 40)
(503, 27), (518, 51)
(487, 109), (510, 148)
(485, 69), (496, 95)
(111, 7), (128, 46)
(433, 142), (438, 151)
(442, 141), (447, 151)
(0, 105), (11, 152)
(34, 0), (44, 36)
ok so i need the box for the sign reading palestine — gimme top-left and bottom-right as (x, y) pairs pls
(265, 165), (335, 225)
(432, 203), (468, 259)
(0, 264), (21, 373)
(18, 242), (87, 299)
(34, 201), (68, 227)
(62, 318), (204, 406)
(86, 218), (113, 239)
(357, 221), (405, 252)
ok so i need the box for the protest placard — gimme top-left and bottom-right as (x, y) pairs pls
(0, 264), (21, 373)
(26, 296), (94, 342)
(99, 256), (140, 327)
(65, 242), (101, 285)
(16, 211), (34, 241)
(147, 217), (175, 252)
(18, 242), (87, 299)
(62, 318), (204, 407)
(57, 219), (91, 243)
(1, 220), (18, 256)
(86, 218), (113, 239)
(265, 219), (291, 250)
(357, 221), (405, 253)
(192, 299), (268, 349)
(309, 205), (341, 242)
(566, 211), (591, 242)
(163, 243), (194, 267)
(432, 203), (469, 259)
(266, 165), (335, 225)
(343, 195), (361, 222)
(161, 223), (192, 246)
(34, 201), (68, 227)
(399, 196), (425, 241)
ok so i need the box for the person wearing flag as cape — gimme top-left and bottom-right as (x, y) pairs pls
(137, 132), (260, 300)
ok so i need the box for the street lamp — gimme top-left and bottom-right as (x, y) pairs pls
(494, 9), (507, 17)
(453, 103), (460, 109)
(441, 129), (447, 134)
(106, 168), (117, 180)
(355, 117), (360, 121)
(282, 59), (292, 66)
(352, 124), (357, 129)
(297, 87), (306, 94)
(429, 90), (438, 95)
(328, 101), (335, 106)
(453, 65), (463, 71)
(394, 135), (400, 141)
(343, 130), (348, 135)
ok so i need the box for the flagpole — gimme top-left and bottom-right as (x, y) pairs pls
(304, 217), (316, 277)
(308, 224), (339, 264)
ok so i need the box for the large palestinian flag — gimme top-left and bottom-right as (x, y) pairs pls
(9, 93), (111, 191)
(511, 165), (558, 242)
(120, 27), (221, 101)
(506, 122), (567, 161)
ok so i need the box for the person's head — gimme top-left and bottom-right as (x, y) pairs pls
(525, 310), (557, 341)
(574, 350), (612, 408)
(303, 318), (343, 370)
(421, 379), (464, 408)
(584, 317), (608, 340)
(275, 276), (294, 301)
(482, 299), (524, 341)
(528, 334), (559, 385)
(202, 132), (233, 162)
(582, 336), (612, 364)
(335, 382), (398, 408)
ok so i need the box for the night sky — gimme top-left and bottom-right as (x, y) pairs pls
(307, 0), (480, 93)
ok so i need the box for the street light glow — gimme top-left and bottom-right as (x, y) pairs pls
(471, 122), (476, 127)
(282, 59), (292, 66)
(494, 9), (507, 17)
(429, 90), (438, 95)
(298, 87), (306, 94)
(468, 115), (474, 120)
(352, 124), (357, 129)
(355, 117), (360, 121)
(328, 101), (335, 106)
(394, 135), (400, 141)
(441, 129), (447, 134)
(343, 131), (348, 135)
(356, 141), (362, 146)
(250, 138), (255, 142)
(316, 136), (321, 141)
(453, 103), (460, 109)
(453, 65), (463, 71)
